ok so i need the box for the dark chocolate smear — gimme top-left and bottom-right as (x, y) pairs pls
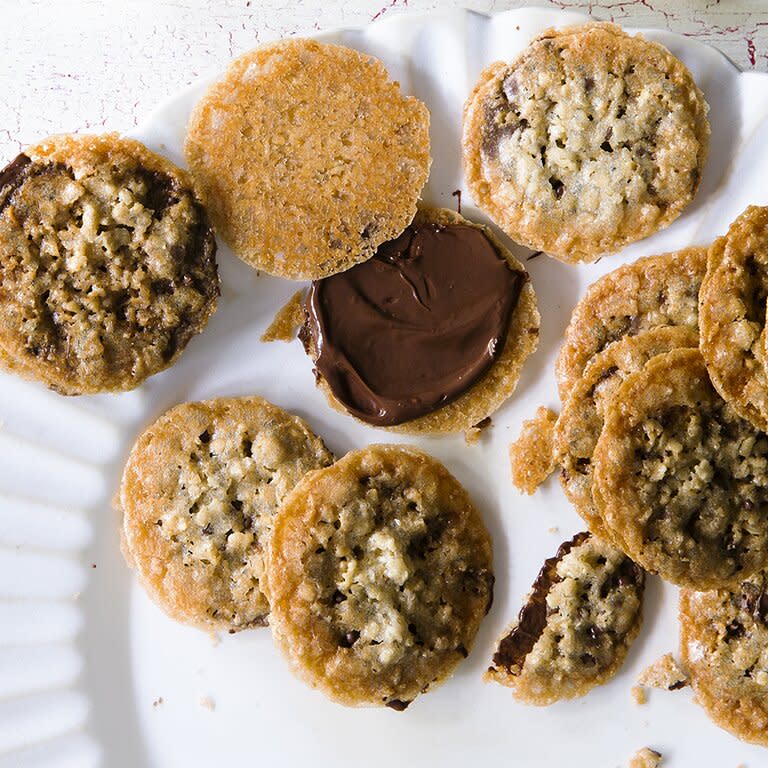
(492, 532), (591, 671)
(304, 223), (525, 426)
(0, 153), (32, 216)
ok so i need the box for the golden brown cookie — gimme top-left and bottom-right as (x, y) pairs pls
(556, 246), (707, 402)
(0, 134), (218, 394)
(185, 39), (430, 280)
(593, 349), (768, 589)
(120, 396), (333, 632)
(699, 205), (768, 431)
(300, 206), (539, 434)
(509, 406), (558, 495)
(680, 573), (768, 747)
(462, 23), (709, 263)
(264, 444), (493, 709)
(554, 326), (698, 541)
(486, 532), (644, 705)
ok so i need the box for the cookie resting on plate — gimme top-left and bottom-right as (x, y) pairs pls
(486, 531), (644, 705)
(0, 133), (219, 394)
(264, 444), (494, 709)
(554, 325), (697, 543)
(300, 206), (539, 434)
(681, 571), (768, 746)
(699, 205), (768, 431)
(463, 22), (709, 263)
(593, 348), (768, 589)
(185, 38), (431, 280)
(120, 396), (334, 632)
(555, 246), (706, 402)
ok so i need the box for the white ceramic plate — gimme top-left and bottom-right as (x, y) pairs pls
(3, 7), (768, 767)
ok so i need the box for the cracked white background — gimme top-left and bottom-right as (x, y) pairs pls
(0, 0), (766, 162)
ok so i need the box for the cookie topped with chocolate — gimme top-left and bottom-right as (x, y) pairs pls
(301, 206), (539, 434)
(487, 532), (644, 705)
(463, 23), (709, 263)
(0, 133), (218, 394)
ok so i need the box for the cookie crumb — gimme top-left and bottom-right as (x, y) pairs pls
(261, 290), (305, 342)
(198, 696), (215, 711)
(547, 526), (559, 534)
(631, 685), (646, 705)
(628, 747), (662, 768)
(152, 697), (164, 708)
(509, 407), (558, 494)
(464, 416), (493, 444)
(637, 653), (688, 691)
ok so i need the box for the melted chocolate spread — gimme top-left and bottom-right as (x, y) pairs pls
(304, 223), (525, 426)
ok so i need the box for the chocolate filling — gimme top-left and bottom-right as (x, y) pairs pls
(492, 532), (591, 671)
(303, 222), (525, 426)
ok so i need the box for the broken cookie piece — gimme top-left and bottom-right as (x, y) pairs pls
(628, 747), (662, 768)
(509, 406), (558, 494)
(261, 290), (306, 342)
(486, 531), (644, 705)
(637, 653), (688, 692)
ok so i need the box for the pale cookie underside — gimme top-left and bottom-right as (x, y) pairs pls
(185, 38), (431, 280)
(594, 349), (768, 589)
(120, 396), (333, 632)
(462, 22), (709, 263)
(699, 205), (768, 431)
(554, 326), (698, 542)
(680, 575), (768, 747)
(556, 246), (707, 402)
(305, 206), (540, 434)
(265, 444), (493, 709)
(487, 532), (644, 706)
(0, 133), (219, 394)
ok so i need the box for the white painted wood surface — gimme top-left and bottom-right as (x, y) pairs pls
(0, 0), (764, 162)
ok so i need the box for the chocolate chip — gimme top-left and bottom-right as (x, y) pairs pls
(0, 154), (32, 216)
(199, 430), (211, 444)
(725, 619), (745, 639)
(332, 590), (347, 604)
(385, 698), (410, 711)
(549, 177), (564, 199)
(584, 76), (594, 92)
(740, 581), (768, 625)
(339, 630), (360, 648)
(136, 168), (180, 215)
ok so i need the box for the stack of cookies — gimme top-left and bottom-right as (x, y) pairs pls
(507, 207), (768, 744)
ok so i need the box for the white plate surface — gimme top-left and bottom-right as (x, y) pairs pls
(3, 7), (768, 767)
